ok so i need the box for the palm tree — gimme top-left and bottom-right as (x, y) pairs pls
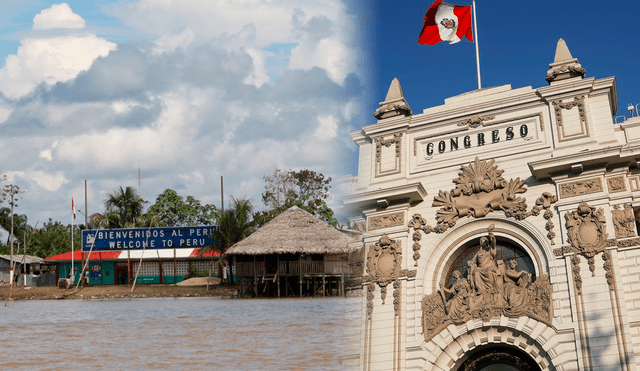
(211, 197), (255, 254)
(0, 208), (32, 245)
(90, 186), (148, 229)
(203, 197), (255, 283)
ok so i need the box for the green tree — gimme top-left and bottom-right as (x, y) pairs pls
(0, 209), (32, 246)
(260, 168), (336, 225)
(210, 197), (255, 254)
(90, 186), (149, 229)
(27, 219), (82, 258)
(148, 189), (217, 227)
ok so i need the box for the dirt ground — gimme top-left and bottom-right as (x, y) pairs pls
(0, 279), (239, 301)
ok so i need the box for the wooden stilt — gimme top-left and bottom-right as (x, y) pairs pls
(322, 274), (325, 297)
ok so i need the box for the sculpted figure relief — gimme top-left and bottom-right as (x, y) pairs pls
(468, 225), (504, 307)
(421, 226), (553, 343)
(439, 270), (470, 323)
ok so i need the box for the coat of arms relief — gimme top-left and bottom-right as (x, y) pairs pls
(409, 157), (558, 265)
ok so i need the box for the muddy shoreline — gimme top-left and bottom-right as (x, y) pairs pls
(0, 283), (239, 301)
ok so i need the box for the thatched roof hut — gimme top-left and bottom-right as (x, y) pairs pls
(226, 207), (359, 255)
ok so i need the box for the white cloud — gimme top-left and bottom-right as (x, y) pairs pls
(0, 35), (116, 98)
(313, 115), (338, 141)
(33, 3), (85, 30)
(152, 28), (195, 55)
(31, 171), (69, 191)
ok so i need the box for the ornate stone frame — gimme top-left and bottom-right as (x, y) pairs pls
(552, 95), (589, 142)
(374, 134), (402, 177)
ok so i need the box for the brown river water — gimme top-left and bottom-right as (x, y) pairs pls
(1, 297), (362, 370)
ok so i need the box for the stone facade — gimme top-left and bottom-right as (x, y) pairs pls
(343, 39), (640, 371)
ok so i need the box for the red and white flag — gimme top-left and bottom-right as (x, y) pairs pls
(418, 0), (473, 45)
(72, 197), (76, 219)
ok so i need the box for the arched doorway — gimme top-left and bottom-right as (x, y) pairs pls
(458, 345), (541, 371)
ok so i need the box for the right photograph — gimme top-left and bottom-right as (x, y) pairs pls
(341, 1), (640, 370)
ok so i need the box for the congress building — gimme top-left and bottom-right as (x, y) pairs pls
(342, 39), (640, 371)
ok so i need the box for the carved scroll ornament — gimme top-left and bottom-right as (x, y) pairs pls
(562, 201), (609, 278)
(422, 226), (552, 343)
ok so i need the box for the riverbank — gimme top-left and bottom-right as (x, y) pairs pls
(0, 282), (239, 301)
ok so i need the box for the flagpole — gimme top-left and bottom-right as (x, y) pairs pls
(71, 197), (74, 284)
(472, 0), (481, 89)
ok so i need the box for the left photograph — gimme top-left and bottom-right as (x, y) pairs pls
(0, 1), (368, 370)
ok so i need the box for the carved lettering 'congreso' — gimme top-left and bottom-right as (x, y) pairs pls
(422, 225), (552, 343)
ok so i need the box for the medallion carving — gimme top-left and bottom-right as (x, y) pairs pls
(368, 212), (404, 231)
(562, 201), (609, 279)
(612, 203), (635, 238)
(559, 178), (603, 199)
(565, 201), (608, 255)
(607, 176), (626, 193)
(421, 226), (552, 343)
(363, 235), (415, 318)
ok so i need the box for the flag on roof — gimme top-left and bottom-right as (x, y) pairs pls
(418, 0), (473, 45)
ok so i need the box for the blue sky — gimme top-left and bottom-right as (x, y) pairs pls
(0, 0), (638, 231)
(364, 0), (640, 120)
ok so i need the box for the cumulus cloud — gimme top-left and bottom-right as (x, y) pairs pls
(33, 3), (85, 30)
(0, 0), (363, 226)
(0, 4), (116, 99)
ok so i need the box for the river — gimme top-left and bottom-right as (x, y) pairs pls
(1, 297), (362, 370)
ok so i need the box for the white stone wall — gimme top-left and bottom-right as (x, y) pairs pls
(345, 71), (640, 370)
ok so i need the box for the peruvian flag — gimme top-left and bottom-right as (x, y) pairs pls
(418, 0), (473, 45)
(72, 197), (76, 219)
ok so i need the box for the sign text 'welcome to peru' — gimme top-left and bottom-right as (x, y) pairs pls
(82, 226), (217, 251)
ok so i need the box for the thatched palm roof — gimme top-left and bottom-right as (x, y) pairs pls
(226, 207), (358, 255)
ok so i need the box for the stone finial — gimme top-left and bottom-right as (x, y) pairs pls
(374, 78), (412, 120)
(553, 38), (573, 63)
(545, 38), (586, 84)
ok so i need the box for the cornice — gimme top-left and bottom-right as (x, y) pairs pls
(528, 145), (624, 180)
(341, 182), (427, 210)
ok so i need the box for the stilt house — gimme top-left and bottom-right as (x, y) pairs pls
(227, 207), (361, 297)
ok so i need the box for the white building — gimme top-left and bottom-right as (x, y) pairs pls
(343, 39), (640, 371)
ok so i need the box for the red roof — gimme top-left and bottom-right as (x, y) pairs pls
(44, 250), (121, 262)
(191, 248), (221, 257)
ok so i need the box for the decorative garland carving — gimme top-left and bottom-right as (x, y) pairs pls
(602, 249), (615, 291)
(617, 237), (640, 249)
(421, 226), (552, 343)
(612, 203), (635, 238)
(374, 102), (412, 119)
(545, 65), (586, 83)
(368, 212), (404, 231)
(408, 158), (558, 255)
(456, 114), (496, 129)
(363, 235), (416, 318)
(571, 255), (582, 295)
(559, 178), (603, 199)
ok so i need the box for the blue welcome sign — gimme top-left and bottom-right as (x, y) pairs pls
(82, 226), (218, 251)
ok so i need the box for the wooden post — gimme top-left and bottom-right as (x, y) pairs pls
(299, 254), (302, 297)
(253, 255), (258, 297)
(322, 274), (325, 297)
(173, 248), (177, 284)
(277, 254), (280, 297)
(127, 250), (131, 285)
